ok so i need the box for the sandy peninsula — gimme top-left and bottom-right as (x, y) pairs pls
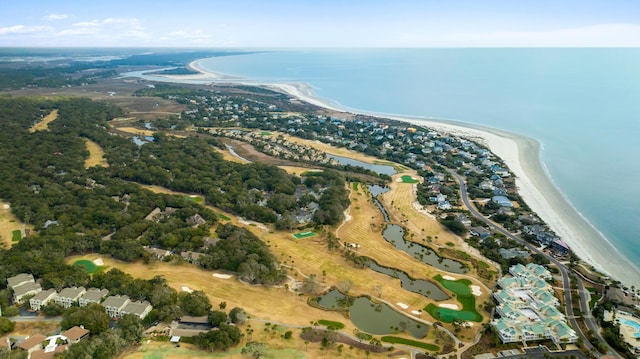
(129, 58), (640, 289)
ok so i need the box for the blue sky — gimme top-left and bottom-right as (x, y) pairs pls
(1, 0), (639, 47)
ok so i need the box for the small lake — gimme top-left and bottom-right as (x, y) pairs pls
(368, 184), (390, 197)
(367, 260), (449, 301)
(327, 154), (396, 176)
(132, 135), (155, 147)
(316, 289), (430, 338)
(382, 224), (468, 274)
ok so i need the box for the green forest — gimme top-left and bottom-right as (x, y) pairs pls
(0, 96), (348, 289)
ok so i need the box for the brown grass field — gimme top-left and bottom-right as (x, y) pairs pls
(0, 201), (33, 248)
(277, 166), (322, 176)
(83, 138), (109, 168)
(278, 132), (396, 166)
(214, 146), (251, 164)
(28, 109), (58, 133)
(120, 332), (396, 359)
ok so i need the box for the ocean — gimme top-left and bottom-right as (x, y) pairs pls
(195, 49), (640, 280)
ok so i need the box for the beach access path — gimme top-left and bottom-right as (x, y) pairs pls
(450, 171), (621, 359)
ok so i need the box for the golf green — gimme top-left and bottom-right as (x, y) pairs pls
(73, 259), (98, 273)
(292, 231), (316, 239)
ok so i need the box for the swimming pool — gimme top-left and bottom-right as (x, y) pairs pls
(619, 318), (640, 338)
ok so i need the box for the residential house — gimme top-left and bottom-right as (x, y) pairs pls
(455, 214), (472, 227)
(13, 282), (42, 304)
(497, 207), (515, 216)
(62, 326), (90, 344)
(79, 288), (109, 307)
(102, 295), (130, 318)
(437, 201), (452, 210)
(479, 181), (495, 191)
(17, 334), (47, 355)
(55, 287), (86, 308)
(180, 251), (204, 265)
(187, 214), (206, 227)
(7, 273), (35, 289)
(499, 248), (530, 260)
(29, 289), (57, 311)
(470, 227), (491, 239)
(492, 196), (513, 207)
(30, 345), (67, 359)
(121, 301), (153, 319)
(144, 247), (171, 260)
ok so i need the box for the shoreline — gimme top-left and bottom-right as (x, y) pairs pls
(127, 58), (640, 289)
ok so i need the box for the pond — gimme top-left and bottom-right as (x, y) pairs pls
(366, 260), (450, 301)
(368, 185), (390, 222)
(132, 135), (155, 147)
(368, 184), (390, 197)
(382, 224), (468, 274)
(316, 289), (430, 338)
(327, 154), (396, 176)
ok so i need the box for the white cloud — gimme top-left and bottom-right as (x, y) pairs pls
(54, 17), (151, 43)
(0, 25), (53, 35)
(73, 20), (101, 27)
(43, 13), (70, 21)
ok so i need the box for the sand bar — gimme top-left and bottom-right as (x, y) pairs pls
(128, 58), (640, 289)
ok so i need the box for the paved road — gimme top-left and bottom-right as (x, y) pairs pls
(449, 171), (620, 359)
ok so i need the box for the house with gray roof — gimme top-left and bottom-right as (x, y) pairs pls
(56, 287), (86, 308)
(79, 288), (109, 307)
(29, 289), (57, 311)
(470, 227), (491, 239)
(7, 273), (35, 289)
(121, 300), (152, 319)
(13, 282), (42, 304)
(102, 295), (130, 318)
(492, 196), (513, 207)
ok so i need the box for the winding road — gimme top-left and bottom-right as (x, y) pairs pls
(449, 171), (620, 359)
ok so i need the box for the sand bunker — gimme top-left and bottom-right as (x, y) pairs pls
(442, 275), (457, 281)
(93, 258), (104, 266)
(439, 303), (460, 310)
(470, 285), (482, 296)
(411, 310), (422, 315)
(2, 204), (9, 209)
(396, 302), (409, 309)
(181, 286), (193, 293)
(213, 273), (232, 279)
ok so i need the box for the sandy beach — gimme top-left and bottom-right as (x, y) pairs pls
(128, 58), (640, 289)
